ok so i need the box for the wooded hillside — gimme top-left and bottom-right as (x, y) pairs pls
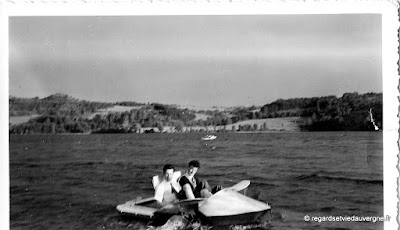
(9, 92), (382, 134)
(260, 92), (382, 131)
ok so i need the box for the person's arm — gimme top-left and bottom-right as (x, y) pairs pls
(182, 183), (195, 199)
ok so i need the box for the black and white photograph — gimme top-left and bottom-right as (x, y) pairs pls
(2, 1), (398, 230)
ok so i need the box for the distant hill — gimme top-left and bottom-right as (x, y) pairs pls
(9, 93), (113, 117)
(9, 92), (382, 134)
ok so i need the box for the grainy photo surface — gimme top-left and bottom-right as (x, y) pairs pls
(4, 1), (398, 230)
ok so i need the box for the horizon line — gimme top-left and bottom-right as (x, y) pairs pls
(8, 91), (383, 109)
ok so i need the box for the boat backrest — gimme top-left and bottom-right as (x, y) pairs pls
(152, 171), (182, 189)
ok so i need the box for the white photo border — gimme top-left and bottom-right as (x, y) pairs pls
(1, 0), (398, 229)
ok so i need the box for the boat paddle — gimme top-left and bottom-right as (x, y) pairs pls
(125, 196), (157, 206)
(173, 180), (251, 206)
(221, 180), (250, 192)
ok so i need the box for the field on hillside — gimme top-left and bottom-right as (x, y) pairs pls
(193, 113), (212, 120)
(85, 106), (142, 119)
(177, 105), (230, 111)
(87, 105), (215, 121)
(9, 115), (40, 125)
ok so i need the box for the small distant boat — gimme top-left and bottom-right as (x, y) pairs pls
(201, 134), (217, 141)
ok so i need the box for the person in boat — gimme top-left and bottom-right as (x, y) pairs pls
(154, 164), (181, 207)
(178, 160), (221, 200)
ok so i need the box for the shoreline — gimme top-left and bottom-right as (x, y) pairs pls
(9, 130), (383, 135)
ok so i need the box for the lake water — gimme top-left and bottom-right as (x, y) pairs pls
(9, 132), (383, 230)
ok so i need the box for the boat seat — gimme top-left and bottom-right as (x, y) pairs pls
(152, 171), (181, 189)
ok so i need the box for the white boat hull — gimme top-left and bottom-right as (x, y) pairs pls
(201, 136), (217, 141)
(198, 190), (271, 226)
(116, 181), (272, 226)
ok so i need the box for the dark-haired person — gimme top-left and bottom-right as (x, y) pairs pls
(178, 160), (221, 200)
(154, 164), (181, 207)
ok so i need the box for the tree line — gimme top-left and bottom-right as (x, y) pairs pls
(9, 92), (382, 134)
(260, 92), (382, 131)
(9, 93), (113, 117)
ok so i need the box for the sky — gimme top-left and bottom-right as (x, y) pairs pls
(9, 14), (382, 107)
